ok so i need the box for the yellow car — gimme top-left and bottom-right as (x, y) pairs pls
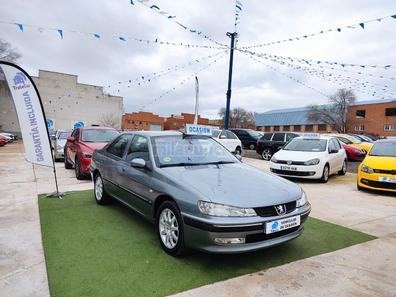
(358, 139), (396, 193)
(335, 134), (373, 153)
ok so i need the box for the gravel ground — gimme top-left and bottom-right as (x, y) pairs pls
(243, 149), (361, 174)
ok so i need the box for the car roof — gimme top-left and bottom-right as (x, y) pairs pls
(121, 130), (182, 137)
(375, 138), (396, 144)
(294, 135), (331, 140)
(80, 126), (117, 130)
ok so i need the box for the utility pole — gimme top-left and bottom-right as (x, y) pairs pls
(194, 76), (199, 125)
(224, 32), (237, 129)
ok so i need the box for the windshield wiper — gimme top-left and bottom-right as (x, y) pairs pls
(160, 162), (204, 168)
(203, 160), (235, 165)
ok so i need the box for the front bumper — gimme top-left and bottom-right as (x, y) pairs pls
(358, 172), (396, 193)
(182, 204), (311, 253)
(270, 162), (324, 179)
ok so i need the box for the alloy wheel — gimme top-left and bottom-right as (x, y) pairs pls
(262, 149), (272, 160)
(95, 175), (103, 201)
(159, 208), (179, 249)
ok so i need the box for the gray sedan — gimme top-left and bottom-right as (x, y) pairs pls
(90, 131), (311, 256)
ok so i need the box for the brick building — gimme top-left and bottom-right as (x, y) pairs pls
(347, 99), (396, 137)
(121, 112), (165, 131)
(163, 113), (210, 130)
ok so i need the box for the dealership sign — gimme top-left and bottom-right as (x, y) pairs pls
(0, 62), (53, 167)
(185, 124), (213, 136)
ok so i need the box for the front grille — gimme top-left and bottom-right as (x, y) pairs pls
(245, 226), (300, 243)
(373, 169), (396, 175)
(275, 160), (306, 166)
(270, 168), (314, 176)
(361, 179), (396, 190)
(254, 201), (297, 217)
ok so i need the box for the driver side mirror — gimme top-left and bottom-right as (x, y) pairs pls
(130, 158), (146, 168)
(67, 136), (75, 143)
(329, 149), (338, 154)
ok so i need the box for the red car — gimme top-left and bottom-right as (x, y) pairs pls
(342, 143), (366, 161)
(64, 127), (119, 179)
(0, 135), (8, 146)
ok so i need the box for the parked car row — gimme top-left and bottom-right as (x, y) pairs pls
(0, 131), (18, 147)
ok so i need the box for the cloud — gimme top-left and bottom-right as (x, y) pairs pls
(0, 0), (395, 119)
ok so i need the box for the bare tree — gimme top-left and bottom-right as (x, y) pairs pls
(0, 39), (21, 62)
(307, 89), (356, 133)
(218, 107), (256, 129)
(98, 113), (121, 129)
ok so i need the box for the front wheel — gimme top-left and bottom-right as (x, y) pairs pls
(64, 150), (72, 169)
(157, 201), (185, 257)
(75, 157), (85, 180)
(94, 173), (111, 205)
(320, 165), (330, 183)
(261, 148), (272, 161)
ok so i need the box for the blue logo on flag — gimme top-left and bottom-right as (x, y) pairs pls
(47, 119), (54, 129)
(13, 72), (27, 86)
(73, 121), (85, 129)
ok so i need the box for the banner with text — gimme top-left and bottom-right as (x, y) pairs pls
(0, 62), (53, 167)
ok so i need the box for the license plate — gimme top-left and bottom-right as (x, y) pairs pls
(379, 176), (396, 183)
(280, 165), (297, 171)
(266, 215), (301, 234)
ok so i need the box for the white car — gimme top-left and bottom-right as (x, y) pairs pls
(211, 129), (242, 155)
(269, 136), (347, 183)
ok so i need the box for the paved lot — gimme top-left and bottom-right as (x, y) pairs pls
(1, 142), (395, 297)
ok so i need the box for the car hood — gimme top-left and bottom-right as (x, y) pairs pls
(80, 142), (108, 153)
(363, 156), (396, 170)
(274, 149), (325, 161)
(161, 163), (302, 208)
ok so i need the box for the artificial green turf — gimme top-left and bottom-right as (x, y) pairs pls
(39, 190), (376, 297)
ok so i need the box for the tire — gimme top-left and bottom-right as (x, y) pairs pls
(75, 157), (85, 180)
(64, 150), (73, 169)
(261, 148), (272, 161)
(157, 201), (185, 257)
(338, 160), (347, 175)
(249, 143), (255, 150)
(94, 173), (111, 205)
(357, 183), (364, 191)
(234, 146), (242, 156)
(320, 164), (330, 183)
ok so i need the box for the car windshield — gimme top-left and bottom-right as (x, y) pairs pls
(211, 130), (221, 137)
(347, 135), (362, 143)
(369, 142), (396, 157)
(283, 138), (327, 152)
(81, 129), (119, 142)
(152, 135), (237, 167)
(58, 132), (71, 139)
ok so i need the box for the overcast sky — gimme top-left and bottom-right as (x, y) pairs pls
(1, 0), (395, 118)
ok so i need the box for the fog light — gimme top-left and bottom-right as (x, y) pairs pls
(214, 237), (245, 245)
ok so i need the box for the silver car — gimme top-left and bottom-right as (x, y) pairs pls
(51, 130), (72, 161)
(90, 131), (311, 256)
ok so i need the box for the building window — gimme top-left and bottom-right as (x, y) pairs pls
(305, 124), (313, 131)
(385, 108), (396, 117)
(264, 126), (271, 132)
(283, 125), (290, 131)
(356, 110), (366, 118)
(273, 126), (280, 131)
(355, 125), (365, 132)
(318, 124), (327, 131)
(293, 125), (301, 132)
(384, 124), (395, 131)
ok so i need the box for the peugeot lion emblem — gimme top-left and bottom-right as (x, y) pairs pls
(287, 160), (292, 165)
(275, 204), (286, 215)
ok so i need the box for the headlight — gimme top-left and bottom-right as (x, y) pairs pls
(270, 156), (278, 163)
(361, 164), (373, 174)
(197, 201), (256, 217)
(83, 152), (92, 158)
(304, 158), (320, 166)
(296, 191), (308, 207)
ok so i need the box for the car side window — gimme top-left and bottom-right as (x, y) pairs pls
(107, 135), (131, 158)
(262, 133), (273, 140)
(226, 131), (237, 139)
(272, 133), (285, 142)
(328, 139), (336, 152)
(286, 133), (297, 142)
(333, 139), (341, 150)
(219, 131), (227, 139)
(126, 135), (149, 161)
(338, 137), (351, 145)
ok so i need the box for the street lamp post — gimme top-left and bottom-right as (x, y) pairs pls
(224, 32), (237, 129)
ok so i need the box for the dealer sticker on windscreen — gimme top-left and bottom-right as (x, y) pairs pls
(265, 215), (301, 234)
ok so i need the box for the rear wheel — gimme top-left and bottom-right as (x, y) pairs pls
(64, 150), (72, 169)
(320, 165), (330, 183)
(261, 148), (272, 161)
(157, 201), (185, 257)
(338, 160), (347, 175)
